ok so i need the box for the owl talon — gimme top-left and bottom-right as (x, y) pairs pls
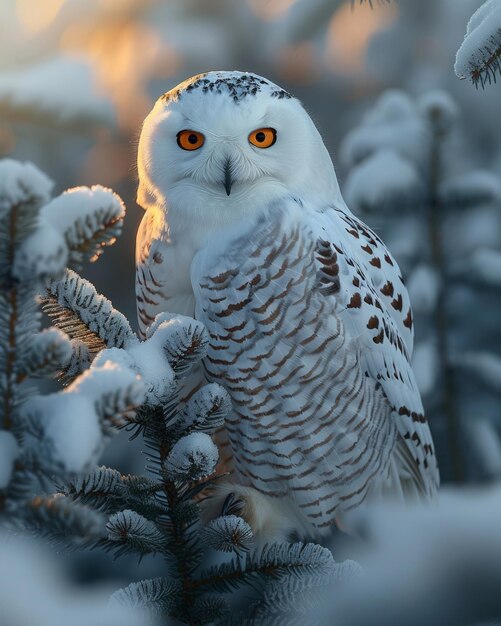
(221, 492), (246, 517)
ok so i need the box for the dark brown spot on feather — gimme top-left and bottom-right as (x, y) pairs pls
(381, 281), (394, 297)
(210, 270), (237, 284)
(403, 308), (413, 329)
(391, 294), (403, 311)
(370, 257), (381, 268)
(367, 315), (379, 329)
(347, 293), (362, 309)
(373, 329), (384, 344)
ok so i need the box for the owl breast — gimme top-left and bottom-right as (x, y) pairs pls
(191, 203), (398, 531)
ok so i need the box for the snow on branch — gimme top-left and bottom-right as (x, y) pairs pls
(110, 577), (180, 621)
(342, 91), (427, 162)
(43, 269), (136, 357)
(20, 328), (73, 378)
(23, 362), (145, 473)
(439, 170), (501, 209)
(41, 185), (126, 268)
(15, 184), (126, 279)
(351, 0), (391, 6)
(343, 148), (423, 212)
(0, 57), (115, 130)
(455, 0), (501, 87)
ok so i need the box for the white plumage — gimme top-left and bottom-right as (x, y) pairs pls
(136, 71), (439, 539)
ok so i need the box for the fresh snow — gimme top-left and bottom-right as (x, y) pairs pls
(407, 264), (441, 315)
(340, 90), (428, 168)
(344, 149), (422, 212)
(13, 219), (67, 279)
(455, 0), (501, 81)
(41, 185), (125, 243)
(439, 170), (501, 207)
(165, 432), (219, 480)
(0, 56), (115, 127)
(24, 362), (144, 473)
(32, 393), (102, 473)
(418, 90), (459, 132)
(0, 159), (53, 211)
(93, 321), (177, 406)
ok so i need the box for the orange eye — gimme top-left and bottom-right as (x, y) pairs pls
(248, 127), (277, 148)
(177, 130), (205, 151)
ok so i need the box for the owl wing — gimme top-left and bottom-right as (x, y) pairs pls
(316, 206), (439, 497)
(135, 208), (173, 339)
(135, 207), (212, 413)
(191, 197), (429, 530)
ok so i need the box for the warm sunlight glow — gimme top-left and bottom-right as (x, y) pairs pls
(16, 0), (66, 34)
(277, 41), (318, 84)
(326, 2), (398, 74)
(60, 19), (179, 130)
(248, 0), (297, 21)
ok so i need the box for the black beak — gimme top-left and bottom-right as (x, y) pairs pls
(223, 159), (233, 196)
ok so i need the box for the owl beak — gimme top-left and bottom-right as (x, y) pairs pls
(223, 159), (233, 196)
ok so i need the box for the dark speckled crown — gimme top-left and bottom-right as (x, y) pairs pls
(160, 71), (292, 104)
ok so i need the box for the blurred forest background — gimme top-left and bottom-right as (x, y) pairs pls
(2, 0), (501, 607)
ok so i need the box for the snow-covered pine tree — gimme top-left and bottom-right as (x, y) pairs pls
(0, 158), (140, 530)
(455, 0), (501, 88)
(46, 308), (344, 625)
(340, 90), (501, 483)
(1, 158), (348, 623)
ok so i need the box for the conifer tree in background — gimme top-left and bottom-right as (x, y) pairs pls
(340, 90), (501, 483)
(0, 158), (354, 625)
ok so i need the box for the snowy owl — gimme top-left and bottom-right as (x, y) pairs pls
(136, 71), (439, 539)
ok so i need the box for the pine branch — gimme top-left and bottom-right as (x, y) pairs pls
(104, 509), (168, 557)
(200, 515), (253, 554)
(43, 269), (136, 357)
(455, 1), (501, 88)
(351, 0), (391, 6)
(181, 383), (231, 434)
(62, 338), (92, 381)
(195, 543), (335, 595)
(20, 328), (72, 378)
(26, 495), (106, 544)
(110, 577), (182, 620)
(63, 467), (166, 517)
(0, 161), (51, 432)
(145, 313), (208, 375)
(41, 185), (126, 269)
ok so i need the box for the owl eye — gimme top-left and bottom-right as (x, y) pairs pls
(248, 127), (277, 148)
(177, 130), (205, 151)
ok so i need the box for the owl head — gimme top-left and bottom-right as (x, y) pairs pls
(137, 71), (344, 230)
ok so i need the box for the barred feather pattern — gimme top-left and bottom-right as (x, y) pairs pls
(191, 201), (417, 531)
